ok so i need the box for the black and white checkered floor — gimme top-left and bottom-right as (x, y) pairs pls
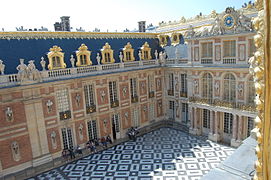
(29, 128), (235, 180)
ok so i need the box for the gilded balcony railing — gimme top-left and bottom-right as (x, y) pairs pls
(188, 96), (256, 112)
(131, 95), (138, 103)
(149, 91), (155, 98)
(180, 91), (187, 98)
(59, 110), (72, 120)
(168, 89), (174, 96)
(111, 100), (119, 108)
(86, 104), (96, 114)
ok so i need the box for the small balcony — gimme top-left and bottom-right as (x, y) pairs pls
(201, 58), (213, 64)
(111, 100), (119, 108)
(131, 95), (138, 103)
(168, 89), (174, 96)
(189, 97), (256, 112)
(59, 110), (71, 120)
(86, 104), (96, 114)
(180, 91), (187, 98)
(149, 91), (155, 98)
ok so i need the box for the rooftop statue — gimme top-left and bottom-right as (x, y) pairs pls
(0, 60), (5, 75)
(16, 59), (28, 82)
(210, 16), (225, 35)
(16, 59), (42, 83)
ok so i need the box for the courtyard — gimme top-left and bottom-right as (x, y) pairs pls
(29, 128), (234, 180)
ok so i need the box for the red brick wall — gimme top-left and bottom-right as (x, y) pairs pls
(96, 87), (109, 106)
(157, 99), (163, 117)
(42, 97), (57, 118)
(119, 83), (130, 101)
(141, 103), (149, 123)
(0, 134), (32, 169)
(71, 91), (84, 111)
(155, 78), (162, 92)
(0, 102), (26, 128)
(139, 80), (147, 96)
(46, 127), (61, 153)
(121, 108), (131, 129)
(75, 120), (87, 144)
(98, 113), (111, 137)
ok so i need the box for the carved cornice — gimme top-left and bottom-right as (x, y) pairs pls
(0, 32), (158, 40)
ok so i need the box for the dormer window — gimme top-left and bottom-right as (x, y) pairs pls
(140, 42), (152, 60)
(126, 52), (131, 60)
(171, 33), (182, 46)
(101, 43), (115, 64)
(105, 52), (111, 62)
(47, 45), (66, 70)
(52, 56), (61, 68)
(80, 55), (87, 65)
(76, 44), (92, 66)
(158, 35), (168, 47)
(123, 42), (135, 61)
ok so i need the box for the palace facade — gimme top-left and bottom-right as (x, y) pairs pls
(0, 5), (258, 179)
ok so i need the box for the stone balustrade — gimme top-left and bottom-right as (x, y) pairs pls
(189, 96), (256, 112)
(0, 59), (159, 88)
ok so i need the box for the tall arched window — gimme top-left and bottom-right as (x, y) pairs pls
(202, 73), (213, 100)
(248, 76), (255, 104)
(223, 73), (236, 102)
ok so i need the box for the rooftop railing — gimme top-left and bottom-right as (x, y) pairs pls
(0, 59), (159, 88)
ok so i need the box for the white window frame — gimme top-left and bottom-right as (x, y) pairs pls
(109, 81), (118, 103)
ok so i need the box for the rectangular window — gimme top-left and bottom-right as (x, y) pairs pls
(180, 74), (187, 93)
(105, 52), (111, 62)
(168, 73), (174, 96)
(133, 109), (139, 127)
(224, 113), (233, 134)
(149, 103), (155, 121)
(248, 39), (256, 58)
(52, 56), (61, 67)
(143, 51), (148, 59)
(112, 114), (120, 133)
(201, 42), (213, 58)
(203, 109), (210, 128)
(80, 55), (87, 65)
(84, 84), (95, 107)
(148, 75), (154, 92)
(56, 88), (70, 113)
(182, 103), (188, 123)
(126, 51), (131, 61)
(247, 117), (254, 137)
(130, 78), (137, 97)
(109, 81), (118, 104)
(223, 40), (236, 57)
(87, 120), (98, 140)
(61, 128), (73, 149)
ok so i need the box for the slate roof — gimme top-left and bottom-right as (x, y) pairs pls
(0, 34), (162, 74)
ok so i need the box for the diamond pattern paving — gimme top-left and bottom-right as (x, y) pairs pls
(29, 128), (235, 180)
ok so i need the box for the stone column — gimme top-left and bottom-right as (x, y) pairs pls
(231, 114), (241, 147)
(209, 110), (214, 134)
(25, 99), (53, 166)
(189, 107), (197, 135)
(232, 114), (237, 140)
(214, 111), (218, 134)
(237, 116), (243, 141)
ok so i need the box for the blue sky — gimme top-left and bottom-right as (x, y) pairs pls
(0, 0), (248, 32)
